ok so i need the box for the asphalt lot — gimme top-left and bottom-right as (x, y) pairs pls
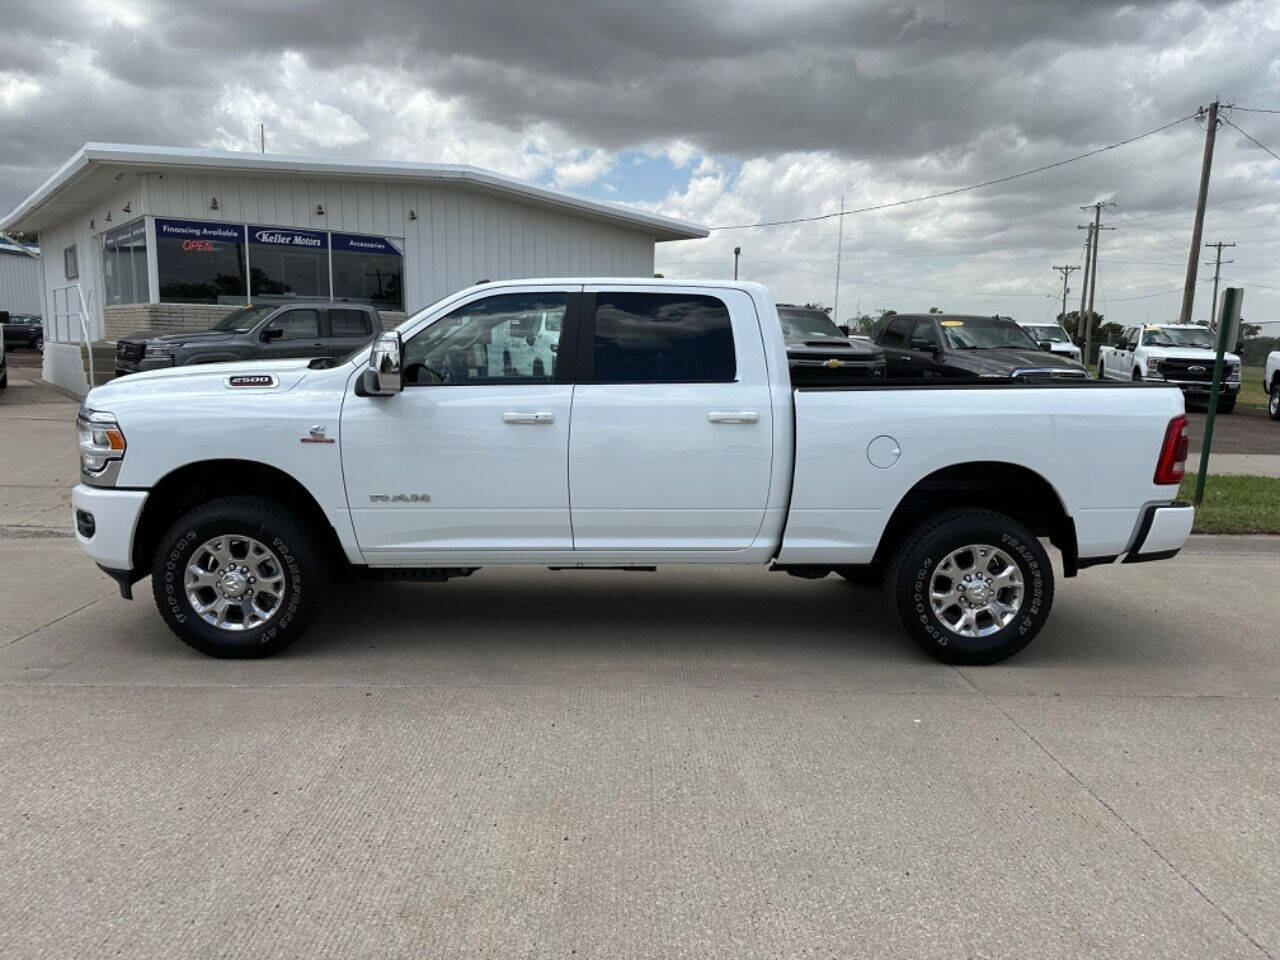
(2, 362), (1279, 958)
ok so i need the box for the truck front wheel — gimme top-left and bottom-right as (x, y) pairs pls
(886, 508), (1054, 665)
(151, 496), (329, 658)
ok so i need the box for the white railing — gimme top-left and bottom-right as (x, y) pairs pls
(51, 282), (97, 386)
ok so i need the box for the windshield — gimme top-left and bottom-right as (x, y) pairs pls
(778, 308), (843, 340)
(211, 304), (279, 333)
(1021, 324), (1070, 343)
(1142, 326), (1215, 348)
(941, 317), (1041, 350)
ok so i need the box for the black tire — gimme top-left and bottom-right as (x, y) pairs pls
(151, 496), (328, 658)
(1097, 359), (1105, 380)
(1132, 368), (1143, 381)
(835, 564), (884, 587)
(34, 335), (43, 352)
(1217, 396), (1236, 414)
(1270, 384), (1280, 421)
(886, 508), (1054, 665)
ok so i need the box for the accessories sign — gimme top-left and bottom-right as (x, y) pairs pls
(331, 233), (401, 255)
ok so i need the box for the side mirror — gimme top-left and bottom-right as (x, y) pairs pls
(909, 338), (938, 353)
(360, 330), (403, 396)
(1038, 340), (1053, 352)
(261, 327), (284, 342)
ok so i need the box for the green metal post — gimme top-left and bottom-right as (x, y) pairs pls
(1193, 287), (1240, 505)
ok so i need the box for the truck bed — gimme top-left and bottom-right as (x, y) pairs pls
(778, 379), (1185, 565)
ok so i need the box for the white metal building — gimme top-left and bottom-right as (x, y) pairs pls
(0, 143), (706, 394)
(0, 240), (42, 316)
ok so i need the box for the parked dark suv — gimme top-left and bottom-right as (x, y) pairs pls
(115, 302), (382, 376)
(2, 314), (43, 352)
(874, 313), (1089, 380)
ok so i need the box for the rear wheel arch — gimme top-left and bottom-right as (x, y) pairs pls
(131, 459), (351, 580)
(874, 461), (1076, 575)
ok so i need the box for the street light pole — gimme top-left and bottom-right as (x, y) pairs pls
(733, 246), (741, 281)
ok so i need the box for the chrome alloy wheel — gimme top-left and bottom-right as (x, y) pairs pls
(929, 544), (1024, 638)
(185, 535), (286, 631)
(1271, 387), (1279, 418)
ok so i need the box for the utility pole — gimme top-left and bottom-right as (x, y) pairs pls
(832, 193), (845, 324)
(1077, 203), (1114, 363)
(1053, 264), (1079, 324)
(733, 246), (741, 281)
(260, 123), (266, 154)
(1179, 101), (1223, 325)
(1204, 241), (1234, 327)
(1077, 225), (1093, 341)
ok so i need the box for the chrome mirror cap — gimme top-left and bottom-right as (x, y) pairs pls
(363, 331), (403, 395)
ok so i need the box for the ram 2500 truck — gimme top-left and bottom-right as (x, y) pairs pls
(72, 279), (1195, 665)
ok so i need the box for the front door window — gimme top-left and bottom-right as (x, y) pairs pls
(402, 293), (568, 385)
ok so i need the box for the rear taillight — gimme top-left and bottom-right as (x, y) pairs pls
(1154, 414), (1189, 485)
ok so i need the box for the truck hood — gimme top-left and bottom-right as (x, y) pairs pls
(1141, 346), (1241, 364)
(785, 335), (884, 359)
(946, 348), (1086, 376)
(86, 358), (321, 407)
(120, 329), (238, 346)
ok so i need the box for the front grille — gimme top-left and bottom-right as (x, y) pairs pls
(116, 341), (144, 364)
(1158, 358), (1224, 381)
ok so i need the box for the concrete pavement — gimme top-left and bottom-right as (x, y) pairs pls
(1, 363), (1278, 959)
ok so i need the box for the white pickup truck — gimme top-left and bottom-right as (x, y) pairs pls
(72, 279), (1195, 665)
(1097, 323), (1241, 412)
(1266, 350), (1280, 420)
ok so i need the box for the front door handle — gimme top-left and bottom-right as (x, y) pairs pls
(502, 411), (555, 424)
(707, 410), (759, 424)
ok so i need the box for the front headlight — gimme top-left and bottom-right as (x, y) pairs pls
(77, 409), (126, 481)
(145, 342), (175, 357)
(1143, 363), (1163, 380)
(1227, 364), (1240, 382)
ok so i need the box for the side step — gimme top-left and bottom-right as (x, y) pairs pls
(547, 566), (657, 572)
(364, 567), (478, 582)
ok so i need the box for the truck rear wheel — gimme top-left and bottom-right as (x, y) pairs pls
(151, 496), (328, 658)
(886, 508), (1054, 665)
(1270, 384), (1280, 420)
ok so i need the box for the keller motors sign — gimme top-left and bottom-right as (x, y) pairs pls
(249, 225), (328, 250)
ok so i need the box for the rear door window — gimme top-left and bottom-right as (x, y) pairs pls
(329, 308), (372, 338)
(880, 316), (914, 347)
(590, 292), (735, 383)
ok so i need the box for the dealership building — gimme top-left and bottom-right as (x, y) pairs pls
(0, 143), (706, 394)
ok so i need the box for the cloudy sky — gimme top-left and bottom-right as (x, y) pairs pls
(3, 0), (1280, 327)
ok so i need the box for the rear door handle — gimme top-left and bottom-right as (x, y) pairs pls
(502, 411), (555, 424)
(707, 410), (759, 424)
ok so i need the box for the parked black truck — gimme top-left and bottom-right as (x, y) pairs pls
(873, 314), (1089, 380)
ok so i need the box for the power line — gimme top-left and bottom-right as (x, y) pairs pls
(1233, 106), (1280, 115)
(1224, 116), (1280, 164)
(707, 114), (1196, 230)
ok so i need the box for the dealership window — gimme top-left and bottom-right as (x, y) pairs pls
(248, 226), (328, 300)
(591, 292), (735, 383)
(150, 217), (403, 308)
(331, 233), (403, 309)
(103, 220), (149, 305)
(63, 245), (78, 280)
(155, 218), (248, 305)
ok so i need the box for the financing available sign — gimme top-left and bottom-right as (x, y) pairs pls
(249, 225), (328, 249)
(155, 218), (246, 250)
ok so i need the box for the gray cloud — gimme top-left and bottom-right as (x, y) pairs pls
(2, 0), (1279, 324)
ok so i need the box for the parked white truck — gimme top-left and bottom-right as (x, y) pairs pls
(72, 279), (1195, 664)
(1265, 350), (1280, 420)
(1097, 323), (1241, 412)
